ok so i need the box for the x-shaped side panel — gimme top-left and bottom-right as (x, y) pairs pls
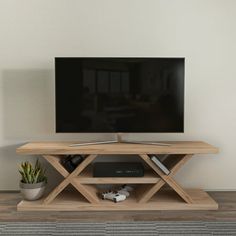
(139, 154), (194, 204)
(43, 154), (99, 204)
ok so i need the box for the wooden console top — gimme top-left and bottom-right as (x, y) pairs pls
(17, 141), (218, 155)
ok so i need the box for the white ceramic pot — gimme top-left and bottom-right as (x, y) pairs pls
(19, 181), (46, 201)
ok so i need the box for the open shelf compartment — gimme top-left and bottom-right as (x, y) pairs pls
(78, 165), (160, 184)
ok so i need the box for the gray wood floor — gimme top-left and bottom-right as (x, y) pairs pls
(0, 191), (235, 222)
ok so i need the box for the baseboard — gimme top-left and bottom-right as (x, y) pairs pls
(205, 189), (236, 192)
(1, 189), (236, 193)
(0, 190), (20, 193)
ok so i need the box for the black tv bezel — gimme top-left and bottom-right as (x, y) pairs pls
(55, 57), (185, 133)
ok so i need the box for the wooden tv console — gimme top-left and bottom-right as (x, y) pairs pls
(16, 141), (218, 211)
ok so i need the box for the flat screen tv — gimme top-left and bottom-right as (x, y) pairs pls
(55, 57), (184, 133)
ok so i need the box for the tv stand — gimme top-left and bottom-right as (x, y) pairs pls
(16, 141), (218, 211)
(69, 133), (171, 147)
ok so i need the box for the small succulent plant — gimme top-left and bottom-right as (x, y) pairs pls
(19, 160), (47, 184)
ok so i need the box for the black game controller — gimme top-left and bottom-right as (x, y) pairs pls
(61, 155), (84, 173)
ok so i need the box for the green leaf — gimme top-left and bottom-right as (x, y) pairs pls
(19, 160), (47, 184)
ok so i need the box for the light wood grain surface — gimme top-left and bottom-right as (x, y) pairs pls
(16, 141), (219, 155)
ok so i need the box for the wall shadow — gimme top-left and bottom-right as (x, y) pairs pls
(2, 69), (54, 139)
(0, 143), (62, 190)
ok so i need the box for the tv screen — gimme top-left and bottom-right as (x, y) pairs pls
(55, 57), (184, 133)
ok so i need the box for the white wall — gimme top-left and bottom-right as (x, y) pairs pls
(0, 0), (235, 190)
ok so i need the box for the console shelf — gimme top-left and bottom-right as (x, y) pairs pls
(16, 141), (219, 211)
(17, 189), (217, 211)
(78, 167), (159, 184)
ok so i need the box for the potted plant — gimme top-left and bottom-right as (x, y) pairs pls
(19, 159), (47, 201)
